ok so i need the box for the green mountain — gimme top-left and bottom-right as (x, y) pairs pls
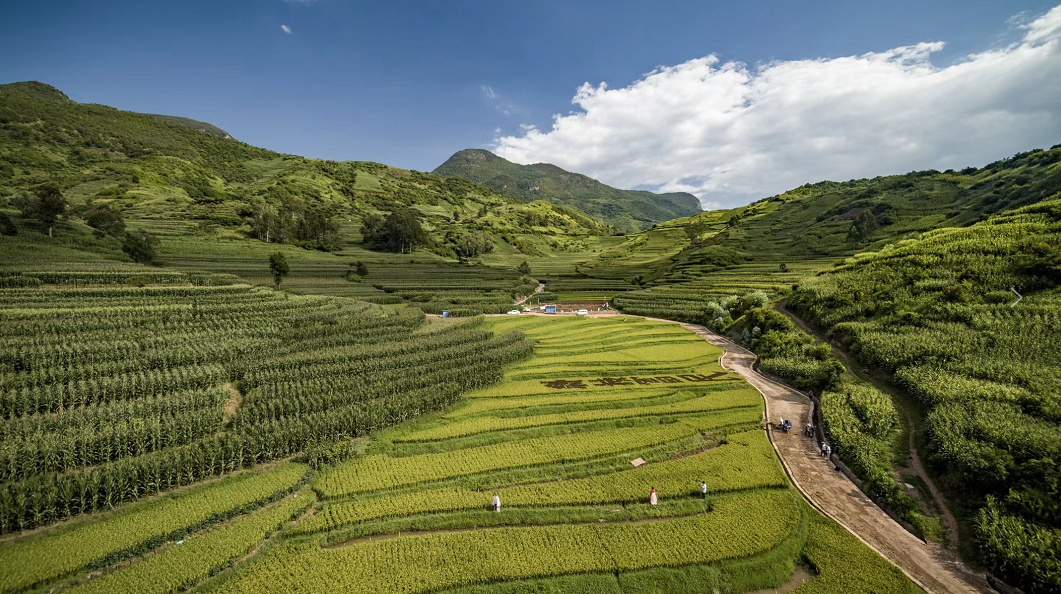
(0, 81), (605, 260)
(146, 114), (232, 138)
(647, 145), (1061, 279)
(432, 148), (701, 232)
(788, 199), (1061, 594)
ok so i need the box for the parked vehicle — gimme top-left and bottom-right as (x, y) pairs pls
(507, 310), (521, 315)
(576, 309), (589, 316)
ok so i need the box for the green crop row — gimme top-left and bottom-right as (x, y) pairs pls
(315, 411), (762, 498)
(444, 387), (678, 417)
(215, 490), (801, 594)
(395, 388), (761, 442)
(297, 430), (785, 534)
(64, 493), (313, 594)
(0, 462), (306, 594)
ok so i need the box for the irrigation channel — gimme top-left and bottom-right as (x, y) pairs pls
(658, 320), (991, 594)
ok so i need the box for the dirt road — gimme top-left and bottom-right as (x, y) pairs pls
(773, 303), (963, 550)
(672, 321), (991, 594)
(514, 283), (546, 306)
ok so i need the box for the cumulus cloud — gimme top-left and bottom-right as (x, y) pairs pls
(493, 5), (1061, 208)
(280, 24), (292, 34)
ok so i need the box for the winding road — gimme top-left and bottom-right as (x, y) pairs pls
(774, 303), (963, 549)
(665, 321), (991, 594)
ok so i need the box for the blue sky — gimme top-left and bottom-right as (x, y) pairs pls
(2, 1), (1060, 205)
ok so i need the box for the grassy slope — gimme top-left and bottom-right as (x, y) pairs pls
(0, 81), (622, 310)
(433, 148), (701, 232)
(787, 199), (1061, 594)
(664, 145), (1061, 274)
(0, 81), (604, 264)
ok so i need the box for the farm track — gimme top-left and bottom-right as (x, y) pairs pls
(774, 304), (963, 549)
(657, 320), (990, 594)
(513, 283), (546, 306)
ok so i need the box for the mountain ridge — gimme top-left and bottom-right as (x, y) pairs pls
(433, 148), (701, 232)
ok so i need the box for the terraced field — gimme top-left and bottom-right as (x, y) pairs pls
(0, 269), (530, 594)
(210, 316), (922, 594)
(0, 273), (923, 593)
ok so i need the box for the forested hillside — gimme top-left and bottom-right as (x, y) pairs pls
(433, 148), (702, 232)
(0, 81), (605, 260)
(787, 199), (1061, 594)
(657, 145), (1061, 278)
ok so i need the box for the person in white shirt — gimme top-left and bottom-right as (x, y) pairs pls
(649, 488), (658, 506)
(492, 494), (501, 512)
(700, 481), (707, 500)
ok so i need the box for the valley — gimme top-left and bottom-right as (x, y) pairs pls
(1, 78), (1059, 594)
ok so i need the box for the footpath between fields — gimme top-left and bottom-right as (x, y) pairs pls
(652, 319), (990, 594)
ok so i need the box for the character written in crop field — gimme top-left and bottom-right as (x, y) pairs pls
(492, 494), (501, 512)
(650, 488), (658, 506)
(700, 481), (707, 500)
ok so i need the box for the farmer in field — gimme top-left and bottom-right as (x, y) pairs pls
(492, 493), (501, 512)
(650, 488), (658, 506)
(700, 480), (707, 500)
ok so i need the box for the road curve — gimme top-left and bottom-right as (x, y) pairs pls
(663, 320), (991, 594)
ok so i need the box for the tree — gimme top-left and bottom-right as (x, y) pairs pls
(354, 261), (368, 276)
(449, 231), (494, 262)
(359, 213), (385, 246)
(85, 205), (126, 238)
(21, 184), (67, 237)
(241, 198), (278, 242)
(269, 252), (289, 288)
(848, 210), (879, 242)
(122, 231), (159, 264)
(0, 212), (16, 236)
(684, 219), (711, 244)
(779, 263), (788, 272)
(518, 260), (532, 275)
(383, 209), (429, 253)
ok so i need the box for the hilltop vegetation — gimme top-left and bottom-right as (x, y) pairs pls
(0, 81), (605, 260)
(0, 80), (619, 313)
(788, 199), (1061, 594)
(434, 148), (701, 232)
(657, 144), (1061, 278)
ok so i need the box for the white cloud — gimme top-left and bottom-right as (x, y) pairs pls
(480, 84), (518, 116)
(280, 24), (292, 34)
(493, 5), (1061, 208)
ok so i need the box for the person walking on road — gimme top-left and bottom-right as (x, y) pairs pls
(700, 481), (707, 500)
(492, 494), (501, 512)
(649, 488), (658, 506)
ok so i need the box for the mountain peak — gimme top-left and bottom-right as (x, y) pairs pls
(0, 81), (71, 102)
(433, 149), (700, 232)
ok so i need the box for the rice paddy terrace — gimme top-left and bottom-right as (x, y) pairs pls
(207, 317), (919, 594)
(0, 298), (923, 594)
